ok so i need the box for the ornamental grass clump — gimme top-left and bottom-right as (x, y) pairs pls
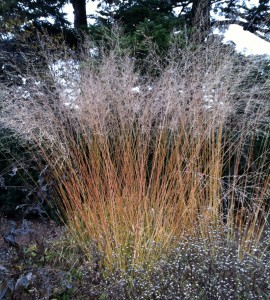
(1, 33), (269, 271)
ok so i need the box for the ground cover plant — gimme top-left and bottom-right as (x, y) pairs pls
(0, 31), (270, 298)
(0, 217), (269, 299)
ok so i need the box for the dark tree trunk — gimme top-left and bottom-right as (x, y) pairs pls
(71, 0), (87, 31)
(190, 0), (211, 42)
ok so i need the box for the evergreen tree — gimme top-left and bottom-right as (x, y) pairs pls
(0, 0), (69, 34)
(98, 0), (270, 43)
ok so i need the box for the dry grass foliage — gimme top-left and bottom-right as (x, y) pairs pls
(1, 33), (270, 270)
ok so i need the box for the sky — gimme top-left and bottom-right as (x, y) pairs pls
(63, 1), (270, 56)
(222, 25), (270, 56)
